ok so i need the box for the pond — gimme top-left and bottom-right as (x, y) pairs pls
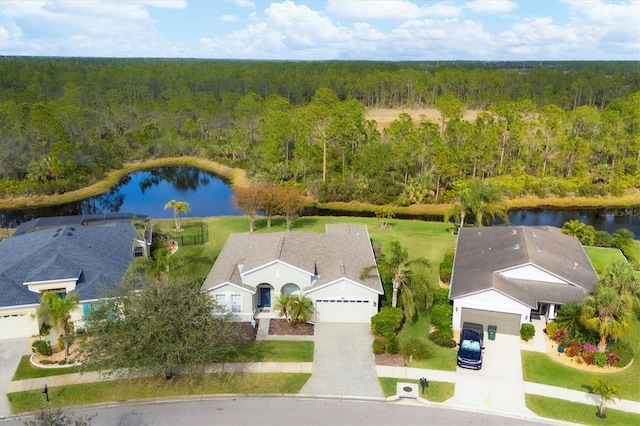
(0, 167), (638, 238)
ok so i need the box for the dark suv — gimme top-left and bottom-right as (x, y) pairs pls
(457, 322), (485, 370)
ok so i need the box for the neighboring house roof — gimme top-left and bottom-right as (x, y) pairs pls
(0, 222), (137, 308)
(201, 223), (383, 294)
(449, 226), (598, 308)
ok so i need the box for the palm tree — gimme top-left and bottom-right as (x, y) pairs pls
(554, 302), (584, 338)
(612, 228), (635, 251)
(164, 199), (190, 230)
(37, 292), (80, 357)
(288, 295), (314, 324)
(579, 283), (634, 351)
(561, 220), (595, 245)
(275, 294), (295, 322)
(601, 262), (640, 307)
(361, 240), (431, 320)
(444, 180), (508, 227)
(590, 376), (621, 418)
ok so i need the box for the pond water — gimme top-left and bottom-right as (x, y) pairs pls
(1, 167), (638, 238)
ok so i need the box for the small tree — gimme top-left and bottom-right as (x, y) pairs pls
(233, 185), (262, 232)
(274, 293), (295, 322)
(164, 199), (190, 231)
(288, 295), (314, 324)
(519, 323), (535, 341)
(37, 292), (80, 357)
(275, 186), (306, 231)
(590, 376), (621, 418)
(375, 206), (394, 229)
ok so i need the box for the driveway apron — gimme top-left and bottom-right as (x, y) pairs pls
(0, 338), (30, 417)
(301, 323), (383, 398)
(449, 334), (533, 416)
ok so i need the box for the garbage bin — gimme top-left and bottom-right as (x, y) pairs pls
(488, 325), (497, 341)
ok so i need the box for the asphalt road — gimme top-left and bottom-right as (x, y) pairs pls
(2, 397), (552, 425)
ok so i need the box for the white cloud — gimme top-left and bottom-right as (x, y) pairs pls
(220, 14), (238, 22)
(141, 0), (187, 9)
(234, 0), (255, 8)
(465, 0), (517, 14)
(325, 0), (461, 19)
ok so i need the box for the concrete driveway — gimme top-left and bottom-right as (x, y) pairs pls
(449, 334), (533, 416)
(301, 323), (383, 398)
(0, 338), (30, 417)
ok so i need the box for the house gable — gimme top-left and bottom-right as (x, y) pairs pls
(241, 260), (315, 292)
(498, 264), (566, 284)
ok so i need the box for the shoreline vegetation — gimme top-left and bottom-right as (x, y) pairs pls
(0, 156), (639, 215)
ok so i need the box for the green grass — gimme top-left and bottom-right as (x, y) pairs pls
(12, 356), (82, 381)
(399, 311), (457, 371)
(378, 377), (454, 402)
(7, 373), (310, 414)
(225, 341), (314, 362)
(584, 246), (628, 277)
(526, 394), (640, 425)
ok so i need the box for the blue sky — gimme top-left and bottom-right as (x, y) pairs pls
(1, 0), (638, 60)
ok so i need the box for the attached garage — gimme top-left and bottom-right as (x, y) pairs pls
(460, 308), (521, 335)
(315, 299), (372, 323)
(0, 310), (37, 339)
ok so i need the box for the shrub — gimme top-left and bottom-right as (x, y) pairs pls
(592, 230), (613, 247)
(386, 333), (399, 354)
(399, 337), (432, 361)
(429, 304), (453, 329)
(439, 262), (453, 284)
(565, 341), (583, 357)
(58, 359), (68, 365)
(583, 352), (594, 365)
(371, 307), (404, 337)
(428, 332), (457, 348)
(40, 359), (55, 365)
(39, 322), (51, 336)
(552, 328), (568, 344)
(545, 321), (558, 338)
(431, 325), (454, 340)
(520, 323), (535, 341)
(31, 339), (52, 356)
(432, 288), (450, 306)
(582, 343), (597, 353)
(372, 338), (385, 355)
(605, 351), (620, 367)
(593, 351), (607, 367)
(607, 341), (634, 368)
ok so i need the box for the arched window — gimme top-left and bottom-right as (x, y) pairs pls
(282, 283), (301, 295)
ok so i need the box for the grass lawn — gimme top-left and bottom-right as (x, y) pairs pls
(12, 356), (82, 381)
(584, 246), (628, 277)
(526, 394), (640, 425)
(378, 377), (454, 402)
(225, 341), (314, 362)
(8, 373), (310, 414)
(399, 311), (457, 371)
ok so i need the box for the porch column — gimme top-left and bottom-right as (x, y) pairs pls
(547, 304), (557, 321)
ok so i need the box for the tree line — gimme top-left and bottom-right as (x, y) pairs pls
(0, 58), (638, 205)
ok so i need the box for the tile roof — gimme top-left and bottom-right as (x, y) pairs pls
(449, 226), (598, 307)
(0, 222), (137, 307)
(201, 223), (383, 294)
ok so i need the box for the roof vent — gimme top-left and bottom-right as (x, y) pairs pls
(573, 262), (579, 269)
(65, 231), (73, 236)
(514, 243), (520, 250)
(536, 246), (541, 253)
(53, 232), (59, 238)
(532, 231), (537, 238)
(69, 226), (76, 231)
(512, 229), (517, 235)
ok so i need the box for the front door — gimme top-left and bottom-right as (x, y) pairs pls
(259, 287), (271, 308)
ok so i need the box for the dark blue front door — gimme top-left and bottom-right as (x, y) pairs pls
(260, 287), (271, 308)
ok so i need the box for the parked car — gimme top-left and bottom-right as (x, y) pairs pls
(457, 322), (485, 370)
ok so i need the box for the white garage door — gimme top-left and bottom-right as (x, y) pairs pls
(315, 299), (371, 323)
(0, 312), (33, 339)
(461, 308), (521, 335)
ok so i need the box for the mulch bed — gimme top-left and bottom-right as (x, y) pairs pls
(231, 321), (259, 343)
(375, 352), (406, 367)
(268, 318), (314, 335)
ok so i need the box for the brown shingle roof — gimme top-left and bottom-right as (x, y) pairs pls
(201, 224), (383, 294)
(449, 226), (598, 306)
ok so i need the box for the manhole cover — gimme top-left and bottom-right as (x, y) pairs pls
(403, 386), (413, 392)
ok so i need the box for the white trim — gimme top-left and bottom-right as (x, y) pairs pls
(23, 277), (78, 286)
(453, 286), (536, 309)
(304, 277), (383, 295)
(203, 281), (255, 294)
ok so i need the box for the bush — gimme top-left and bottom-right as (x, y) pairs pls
(39, 322), (51, 337)
(399, 337), (432, 361)
(372, 338), (385, 355)
(428, 332), (457, 348)
(592, 230), (613, 247)
(565, 341), (582, 357)
(545, 321), (558, 338)
(593, 351), (607, 367)
(520, 323), (535, 341)
(605, 351), (620, 367)
(429, 304), (453, 329)
(386, 333), (399, 354)
(583, 352), (594, 365)
(371, 307), (404, 337)
(431, 325), (454, 340)
(31, 340), (52, 356)
(607, 341), (634, 368)
(432, 288), (450, 306)
(439, 262), (453, 284)
(552, 328), (568, 344)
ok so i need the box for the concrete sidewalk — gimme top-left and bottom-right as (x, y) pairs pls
(7, 362), (313, 394)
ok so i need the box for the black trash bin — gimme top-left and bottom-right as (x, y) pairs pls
(488, 325), (497, 341)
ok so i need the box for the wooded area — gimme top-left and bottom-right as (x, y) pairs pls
(0, 58), (638, 205)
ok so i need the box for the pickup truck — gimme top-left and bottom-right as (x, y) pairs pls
(457, 322), (485, 370)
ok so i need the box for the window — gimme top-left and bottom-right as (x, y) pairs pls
(215, 294), (242, 313)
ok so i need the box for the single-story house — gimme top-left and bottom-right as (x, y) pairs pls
(449, 225), (599, 335)
(0, 221), (143, 340)
(200, 223), (383, 323)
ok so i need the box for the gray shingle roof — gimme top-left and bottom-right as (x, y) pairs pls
(0, 222), (137, 307)
(201, 223), (383, 294)
(449, 226), (598, 307)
